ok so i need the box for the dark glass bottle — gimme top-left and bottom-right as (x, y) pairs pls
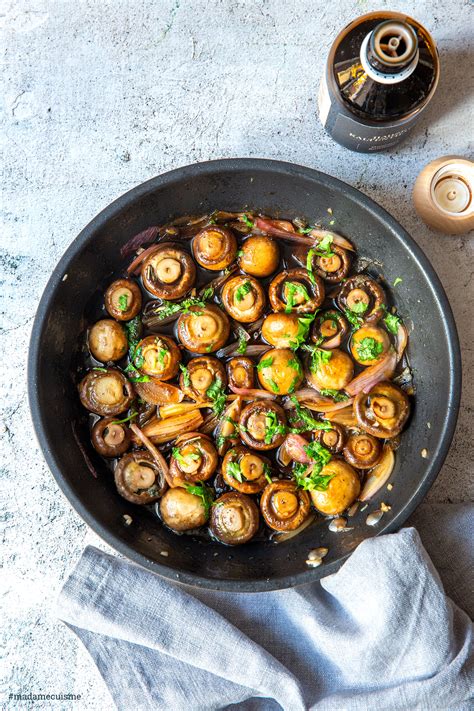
(319, 12), (440, 152)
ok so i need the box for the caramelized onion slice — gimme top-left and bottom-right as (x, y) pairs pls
(134, 410), (204, 444)
(359, 445), (395, 501)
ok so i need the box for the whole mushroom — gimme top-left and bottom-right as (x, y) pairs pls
(310, 459), (360, 516)
(91, 416), (132, 457)
(350, 325), (391, 366)
(88, 319), (128, 362)
(227, 357), (255, 390)
(134, 335), (181, 380)
(238, 235), (280, 277)
(159, 487), (209, 531)
(222, 445), (270, 494)
(114, 450), (168, 504)
(141, 244), (196, 299)
(179, 356), (226, 402)
(269, 268), (324, 314)
(79, 369), (134, 416)
(177, 304), (230, 354)
(168, 432), (218, 486)
(210, 492), (260, 545)
(354, 381), (410, 439)
(337, 275), (386, 324)
(305, 348), (354, 391)
(192, 226), (237, 271)
(260, 480), (311, 531)
(239, 400), (287, 451)
(105, 278), (142, 321)
(343, 433), (382, 469)
(221, 275), (266, 323)
(257, 349), (303, 395)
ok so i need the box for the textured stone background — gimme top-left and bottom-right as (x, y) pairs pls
(1, 0), (473, 708)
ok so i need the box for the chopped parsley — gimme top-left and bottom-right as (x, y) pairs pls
(288, 358), (302, 374)
(315, 234), (334, 257)
(293, 440), (333, 491)
(184, 482), (214, 516)
(92, 367), (108, 373)
(157, 345), (168, 365)
(118, 294), (129, 312)
(241, 214), (254, 228)
(206, 377), (227, 416)
(302, 344), (332, 373)
(264, 411), (287, 444)
(257, 357), (274, 371)
(263, 462), (272, 484)
(289, 314), (316, 350)
(172, 446), (200, 465)
(111, 410), (138, 425)
(320, 388), (349, 402)
(128, 373), (151, 383)
(237, 249), (244, 258)
(200, 285), (214, 301)
(152, 294), (211, 322)
(356, 337), (384, 361)
(284, 281), (310, 313)
(227, 461), (243, 483)
(306, 248), (317, 284)
(268, 378), (280, 393)
(393, 277), (403, 287)
(350, 300), (368, 315)
(124, 315), (141, 348)
(237, 335), (247, 354)
(289, 396), (332, 432)
(179, 363), (191, 387)
(345, 308), (364, 331)
(384, 312), (402, 335)
(235, 281), (252, 303)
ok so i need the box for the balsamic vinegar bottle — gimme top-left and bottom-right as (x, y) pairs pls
(318, 12), (440, 152)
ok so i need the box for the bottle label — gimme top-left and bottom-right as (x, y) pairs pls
(331, 111), (413, 151)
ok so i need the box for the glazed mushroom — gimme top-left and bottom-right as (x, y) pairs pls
(179, 356), (226, 401)
(269, 268), (324, 314)
(257, 349), (303, 395)
(78, 369), (134, 416)
(238, 235), (280, 277)
(210, 492), (260, 545)
(105, 278), (142, 321)
(261, 313), (302, 349)
(239, 400), (287, 451)
(222, 445), (270, 494)
(168, 432), (218, 486)
(221, 275), (266, 323)
(350, 325), (391, 366)
(159, 487), (209, 531)
(227, 357), (255, 390)
(314, 423), (345, 454)
(177, 304), (230, 354)
(114, 450), (167, 504)
(311, 310), (349, 350)
(141, 244), (196, 299)
(88, 319), (128, 362)
(343, 433), (382, 469)
(310, 459), (360, 516)
(133, 335), (181, 380)
(91, 416), (132, 457)
(305, 348), (354, 391)
(354, 381), (410, 439)
(192, 226), (237, 271)
(337, 275), (386, 324)
(260, 480), (311, 531)
(308, 244), (351, 283)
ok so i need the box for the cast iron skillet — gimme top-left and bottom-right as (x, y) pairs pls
(28, 159), (461, 592)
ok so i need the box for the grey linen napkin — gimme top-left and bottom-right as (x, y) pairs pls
(56, 503), (474, 711)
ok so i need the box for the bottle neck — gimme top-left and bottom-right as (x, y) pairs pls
(360, 23), (419, 85)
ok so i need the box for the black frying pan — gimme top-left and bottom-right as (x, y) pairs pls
(28, 159), (461, 591)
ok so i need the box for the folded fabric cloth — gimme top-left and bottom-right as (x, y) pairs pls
(56, 504), (474, 711)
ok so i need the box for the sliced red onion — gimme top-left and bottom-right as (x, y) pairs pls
(285, 434), (311, 463)
(121, 226), (160, 259)
(130, 423), (169, 479)
(228, 385), (277, 399)
(126, 244), (161, 275)
(301, 398), (354, 413)
(216, 343), (271, 358)
(396, 323), (408, 363)
(345, 350), (397, 396)
(359, 445), (395, 501)
(254, 217), (316, 245)
(309, 228), (355, 252)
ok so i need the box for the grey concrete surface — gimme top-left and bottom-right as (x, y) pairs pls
(1, 0), (473, 708)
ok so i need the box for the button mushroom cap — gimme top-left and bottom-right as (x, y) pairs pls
(135, 335), (181, 380)
(260, 480), (311, 531)
(168, 432), (218, 486)
(269, 268), (325, 314)
(141, 244), (196, 300)
(210, 492), (260, 545)
(238, 235), (280, 277)
(192, 226), (237, 271)
(105, 278), (142, 321)
(114, 450), (168, 505)
(343, 433), (382, 469)
(261, 313), (301, 349)
(221, 275), (266, 323)
(91, 416), (132, 457)
(239, 400), (287, 451)
(257, 348), (303, 395)
(354, 381), (410, 439)
(180, 356), (226, 401)
(311, 310), (349, 350)
(337, 275), (386, 324)
(177, 304), (230, 354)
(222, 445), (269, 494)
(88, 319), (128, 362)
(310, 459), (360, 516)
(306, 348), (354, 391)
(78, 369), (134, 416)
(310, 244), (351, 283)
(159, 487), (208, 531)
(350, 325), (391, 365)
(314, 423), (345, 454)
(227, 357), (255, 390)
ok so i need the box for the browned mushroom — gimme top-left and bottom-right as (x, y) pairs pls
(311, 310), (349, 350)
(354, 381), (410, 439)
(168, 432), (218, 486)
(114, 450), (168, 504)
(343, 433), (382, 469)
(132, 335), (181, 380)
(226, 357), (255, 391)
(305, 348), (354, 391)
(88, 319), (128, 362)
(350, 325), (391, 366)
(269, 268), (324, 314)
(257, 349), (303, 395)
(141, 244), (196, 299)
(210, 492), (260, 545)
(261, 313), (301, 349)
(159, 487), (209, 531)
(238, 235), (280, 277)
(314, 423), (345, 454)
(79, 369), (134, 416)
(177, 304), (230, 354)
(222, 445), (270, 494)
(337, 275), (386, 324)
(179, 356), (226, 401)
(260, 480), (311, 531)
(192, 226), (237, 270)
(309, 244), (351, 283)
(105, 279), (142, 321)
(221, 275), (266, 323)
(91, 416), (132, 457)
(310, 459), (360, 515)
(239, 400), (287, 450)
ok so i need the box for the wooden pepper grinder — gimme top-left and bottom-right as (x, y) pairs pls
(413, 156), (474, 234)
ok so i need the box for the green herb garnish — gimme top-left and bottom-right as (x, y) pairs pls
(288, 358), (302, 374)
(289, 396), (332, 432)
(284, 281), (310, 313)
(227, 461), (243, 483)
(237, 335), (247, 354)
(200, 285), (214, 301)
(320, 389), (349, 402)
(268, 378), (280, 393)
(111, 410), (138, 425)
(302, 344), (332, 373)
(257, 357), (274, 371)
(118, 294), (128, 312)
(179, 363), (191, 387)
(184, 482), (214, 516)
(293, 440), (333, 491)
(92, 367), (108, 373)
(393, 277), (403, 287)
(206, 377), (227, 416)
(315, 234), (334, 257)
(350, 300), (368, 315)
(306, 248), (317, 284)
(241, 214), (254, 228)
(356, 337), (384, 361)
(264, 411), (287, 444)
(263, 462), (272, 484)
(128, 374), (151, 383)
(172, 446), (200, 466)
(344, 309), (363, 331)
(235, 281), (252, 303)
(124, 315), (141, 348)
(289, 314), (316, 350)
(384, 312), (402, 335)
